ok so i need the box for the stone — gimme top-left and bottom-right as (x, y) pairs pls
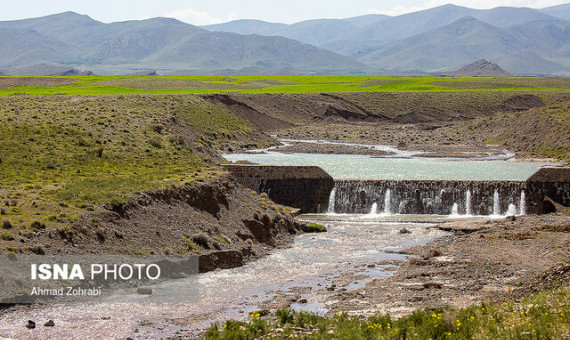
(26, 320), (35, 329)
(137, 287), (153, 295)
(44, 320), (55, 327)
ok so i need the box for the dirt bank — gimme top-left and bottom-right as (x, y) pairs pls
(327, 213), (570, 318)
(13, 178), (306, 272)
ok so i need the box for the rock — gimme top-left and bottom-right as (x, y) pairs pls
(423, 282), (443, 289)
(26, 320), (36, 329)
(258, 309), (270, 316)
(400, 228), (411, 234)
(137, 287), (153, 295)
(327, 284), (336, 291)
(298, 298), (308, 304)
(44, 320), (55, 327)
(367, 264), (376, 268)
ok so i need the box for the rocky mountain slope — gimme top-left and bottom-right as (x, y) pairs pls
(0, 12), (365, 75)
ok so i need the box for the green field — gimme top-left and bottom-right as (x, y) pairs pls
(0, 94), (269, 245)
(1, 75), (570, 96)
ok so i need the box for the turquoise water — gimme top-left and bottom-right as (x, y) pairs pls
(222, 152), (553, 180)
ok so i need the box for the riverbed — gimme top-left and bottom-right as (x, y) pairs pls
(0, 219), (451, 339)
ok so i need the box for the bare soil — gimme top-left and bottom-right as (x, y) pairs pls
(0, 77), (78, 87)
(275, 123), (507, 158)
(327, 213), (570, 318)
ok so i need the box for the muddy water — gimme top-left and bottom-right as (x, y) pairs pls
(0, 220), (448, 339)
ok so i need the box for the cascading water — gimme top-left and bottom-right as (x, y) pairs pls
(493, 190), (501, 216)
(329, 180), (528, 216)
(450, 203), (459, 216)
(369, 202), (378, 215)
(384, 189), (392, 215)
(327, 187), (336, 214)
(465, 190), (472, 216)
(506, 203), (517, 216)
(520, 191), (527, 215)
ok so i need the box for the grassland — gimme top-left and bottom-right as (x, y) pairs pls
(0, 75), (570, 96)
(207, 286), (570, 339)
(0, 94), (268, 250)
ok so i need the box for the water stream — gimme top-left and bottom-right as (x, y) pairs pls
(0, 219), (450, 339)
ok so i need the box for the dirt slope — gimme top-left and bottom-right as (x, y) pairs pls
(202, 93), (387, 129)
(20, 178), (305, 271)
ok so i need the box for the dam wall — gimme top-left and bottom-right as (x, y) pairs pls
(223, 164), (334, 213)
(329, 180), (530, 215)
(225, 164), (569, 215)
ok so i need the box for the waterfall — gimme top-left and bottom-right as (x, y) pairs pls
(493, 190), (500, 216)
(327, 187), (336, 214)
(520, 191), (527, 215)
(369, 202), (378, 215)
(450, 203), (459, 216)
(330, 179), (527, 216)
(506, 203), (517, 216)
(465, 190), (472, 216)
(384, 189), (391, 215)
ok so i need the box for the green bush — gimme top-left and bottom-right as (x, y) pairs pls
(306, 223), (327, 233)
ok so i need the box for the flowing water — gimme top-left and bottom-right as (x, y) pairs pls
(0, 219), (450, 339)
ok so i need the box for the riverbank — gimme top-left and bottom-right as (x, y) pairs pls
(326, 212), (570, 318)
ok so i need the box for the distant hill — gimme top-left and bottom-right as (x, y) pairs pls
(448, 59), (512, 76)
(0, 63), (92, 76)
(0, 12), (366, 75)
(343, 14), (391, 27)
(357, 16), (568, 75)
(203, 19), (287, 36)
(205, 18), (362, 47)
(1, 4), (570, 76)
(333, 5), (559, 55)
(203, 14), (392, 47)
(540, 3), (570, 21)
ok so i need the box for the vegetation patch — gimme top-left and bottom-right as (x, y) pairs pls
(305, 223), (327, 233)
(0, 94), (263, 246)
(206, 287), (570, 339)
(0, 76), (569, 96)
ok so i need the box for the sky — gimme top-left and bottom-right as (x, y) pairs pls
(0, 0), (568, 25)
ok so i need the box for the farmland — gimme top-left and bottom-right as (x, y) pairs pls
(0, 75), (570, 96)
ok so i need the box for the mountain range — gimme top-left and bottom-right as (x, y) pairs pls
(1, 3), (569, 75)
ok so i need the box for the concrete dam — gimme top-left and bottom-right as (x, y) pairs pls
(225, 165), (569, 216)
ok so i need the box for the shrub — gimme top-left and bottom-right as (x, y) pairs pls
(192, 233), (211, 249)
(305, 223), (327, 233)
(2, 220), (13, 229)
(30, 221), (46, 230)
(0, 232), (14, 241)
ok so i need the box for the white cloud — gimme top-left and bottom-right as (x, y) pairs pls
(164, 8), (223, 26)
